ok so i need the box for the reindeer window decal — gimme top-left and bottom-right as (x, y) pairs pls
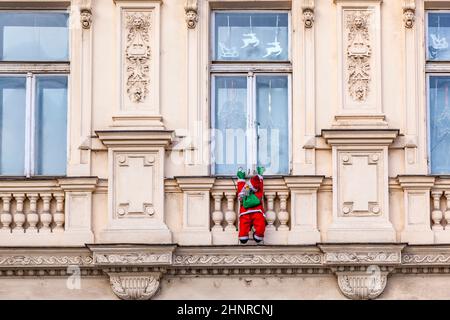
(214, 12), (289, 62)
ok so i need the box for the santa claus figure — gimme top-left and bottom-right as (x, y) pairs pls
(236, 167), (266, 244)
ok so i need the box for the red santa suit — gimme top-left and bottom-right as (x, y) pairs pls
(237, 174), (266, 242)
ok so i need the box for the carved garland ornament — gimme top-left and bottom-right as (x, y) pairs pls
(346, 11), (372, 102)
(0, 255), (94, 266)
(325, 252), (401, 264)
(402, 254), (450, 265)
(173, 254), (322, 266)
(95, 253), (172, 265)
(125, 12), (152, 103)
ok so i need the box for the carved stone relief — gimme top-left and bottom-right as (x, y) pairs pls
(303, 8), (314, 28)
(80, 9), (92, 29)
(185, 0), (198, 29)
(337, 268), (388, 300)
(108, 272), (161, 300)
(346, 11), (372, 102)
(125, 12), (152, 103)
(403, 8), (415, 29)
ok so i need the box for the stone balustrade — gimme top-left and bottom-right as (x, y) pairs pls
(430, 177), (450, 243)
(168, 176), (324, 245)
(0, 178), (97, 246)
(209, 178), (295, 244)
(0, 192), (64, 234)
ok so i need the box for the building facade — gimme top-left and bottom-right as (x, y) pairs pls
(1, 0), (450, 300)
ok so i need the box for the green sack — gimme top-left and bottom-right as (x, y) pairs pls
(243, 193), (261, 209)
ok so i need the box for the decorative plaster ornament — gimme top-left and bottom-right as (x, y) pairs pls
(430, 34), (449, 50)
(185, 0), (198, 29)
(263, 15), (283, 58)
(346, 11), (372, 102)
(303, 8), (314, 28)
(241, 16), (260, 49)
(219, 16), (239, 59)
(429, 15), (449, 59)
(125, 12), (152, 103)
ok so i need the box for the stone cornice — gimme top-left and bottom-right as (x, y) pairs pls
(174, 246), (323, 267)
(322, 129), (399, 146)
(3, 244), (450, 271)
(87, 244), (176, 266)
(319, 244), (405, 266)
(96, 130), (174, 148)
(0, 248), (94, 267)
(3, 244), (450, 300)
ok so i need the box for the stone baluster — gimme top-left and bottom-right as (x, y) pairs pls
(445, 191), (450, 231)
(211, 192), (224, 231)
(277, 192), (290, 231)
(12, 193), (25, 233)
(40, 193), (53, 233)
(26, 194), (39, 233)
(431, 190), (444, 230)
(53, 193), (65, 232)
(0, 194), (12, 232)
(264, 192), (277, 231)
(224, 192), (237, 231)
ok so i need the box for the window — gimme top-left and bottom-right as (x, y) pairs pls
(211, 11), (291, 176)
(0, 11), (69, 176)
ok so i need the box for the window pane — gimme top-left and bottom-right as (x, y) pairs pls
(214, 12), (289, 62)
(0, 12), (69, 61)
(213, 76), (247, 175)
(0, 77), (26, 175)
(35, 76), (67, 176)
(256, 76), (289, 175)
(430, 76), (450, 174)
(428, 13), (450, 61)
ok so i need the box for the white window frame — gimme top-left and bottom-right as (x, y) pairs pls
(0, 9), (70, 177)
(426, 72), (450, 175)
(210, 9), (293, 176)
(426, 10), (450, 62)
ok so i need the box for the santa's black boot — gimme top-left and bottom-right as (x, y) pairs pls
(239, 237), (249, 245)
(253, 234), (264, 245)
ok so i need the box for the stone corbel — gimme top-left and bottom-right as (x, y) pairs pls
(89, 244), (176, 300)
(185, 0), (198, 29)
(302, 0), (315, 29)
(403, 1), (416, 29)
(320, 244), (405, 300)
(108, 272), (162, 300)
(77, 0), (92, 30)
(335, 267), (390, 300)
(80, 7), (92, 29)
(303, 9), (314, 28)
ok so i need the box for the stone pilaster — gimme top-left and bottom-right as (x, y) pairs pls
(97, 130), (173, 243)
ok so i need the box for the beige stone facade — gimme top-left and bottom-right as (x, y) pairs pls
(1, 0), (450, 300)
